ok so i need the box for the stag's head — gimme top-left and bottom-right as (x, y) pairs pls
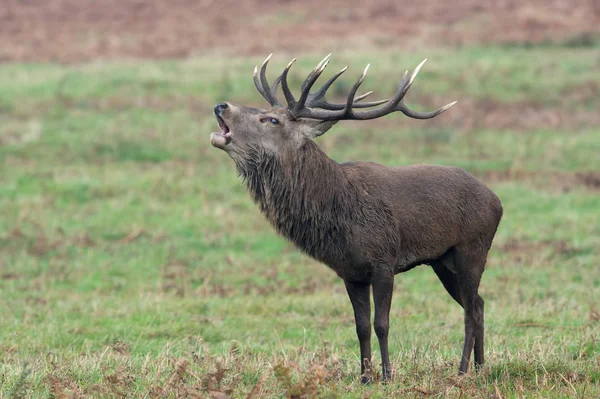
(210, 54), (456, 161)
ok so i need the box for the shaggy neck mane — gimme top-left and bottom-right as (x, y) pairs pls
(235, 140), (354, 260)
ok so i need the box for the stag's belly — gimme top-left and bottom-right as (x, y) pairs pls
(295, 213), (456, 282)
(294, 221), (459, 282)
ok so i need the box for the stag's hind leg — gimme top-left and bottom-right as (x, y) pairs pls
(431, 259), (463, 308)
(372, 270), (394, 381)
(452, 243), (487, 375)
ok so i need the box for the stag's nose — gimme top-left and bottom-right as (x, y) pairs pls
(214, 103), (228, 116)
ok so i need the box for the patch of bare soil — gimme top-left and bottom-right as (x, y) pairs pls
(0, 0), (598, 63)
(477, 170), (600, 193)
(575, 171), (600, 190)
(0, 223), (166, 258)
(497, 237), (583, 265)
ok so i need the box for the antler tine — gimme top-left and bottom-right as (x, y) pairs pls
(300, 54), (331, 92)
(398, 100), (457, 119)
(258, 54), (282, 106)
(354, 91), (389, 107)
(280, 58), (297, 108)
(398, 70), (409, 91)
(382, 70), (410, 110)
(270, 74), (282, 101)
(253, 65), (269, 102)
(354, 91), (374, 102)
(406, 59), (427, 91)
(386, 59), (426, 110)
(310, 65), (347, 102)
(295, 57), (331, 112)
(344, 64), (370, 116)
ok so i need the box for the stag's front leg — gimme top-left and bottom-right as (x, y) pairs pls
(372, 270), (394, 381)
(344, 280), (372, 384)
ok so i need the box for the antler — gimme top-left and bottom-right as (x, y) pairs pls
(253, 54), (456, 121)
(253, 54), (387, 112)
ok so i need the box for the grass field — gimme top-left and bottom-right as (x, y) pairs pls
(1, 44), (599, 398)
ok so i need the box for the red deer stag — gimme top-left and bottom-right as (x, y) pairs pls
(210, 54), (503, 383)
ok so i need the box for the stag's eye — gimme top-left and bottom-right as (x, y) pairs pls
(260, 117), (280, 126)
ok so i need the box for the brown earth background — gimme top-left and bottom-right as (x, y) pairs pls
(1, 0), (599, 63)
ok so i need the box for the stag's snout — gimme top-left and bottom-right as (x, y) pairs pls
(214, 102), (228, 115)
(211, 102), (232, 149)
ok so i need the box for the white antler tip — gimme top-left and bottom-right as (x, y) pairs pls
(441, 101), (458, 112)
(253, 66), (258, 75)
(408, 59), (427, 86)
(261, 54), (273, 68)
(286, 58), (297, 69)
(319, 59), (330, 72)
(315, 53), (331, 69)
(356, 64), (370, 84)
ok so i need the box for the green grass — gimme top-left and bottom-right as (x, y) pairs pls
(1, 45), (599, 398)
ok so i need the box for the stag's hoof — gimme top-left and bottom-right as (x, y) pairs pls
(360, 376), (373, 385)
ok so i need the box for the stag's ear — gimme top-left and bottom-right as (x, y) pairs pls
(301, 119), (338, 139)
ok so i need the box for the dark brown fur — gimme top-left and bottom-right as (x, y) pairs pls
(211, 102), (503, 383)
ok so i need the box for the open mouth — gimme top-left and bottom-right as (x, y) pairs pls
(210, 115), (232, 148)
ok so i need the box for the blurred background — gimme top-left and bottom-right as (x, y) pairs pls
(2, 0), (599, 62)
(1, 1), (599, 398)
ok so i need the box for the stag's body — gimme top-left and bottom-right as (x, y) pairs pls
(242, 141), (501, 281)
(210, 54), (503, 383)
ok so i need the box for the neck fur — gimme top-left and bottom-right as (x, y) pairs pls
(235, 141), (352, 260)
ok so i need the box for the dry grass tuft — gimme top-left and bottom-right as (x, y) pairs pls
(273, 362), (329, 399)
